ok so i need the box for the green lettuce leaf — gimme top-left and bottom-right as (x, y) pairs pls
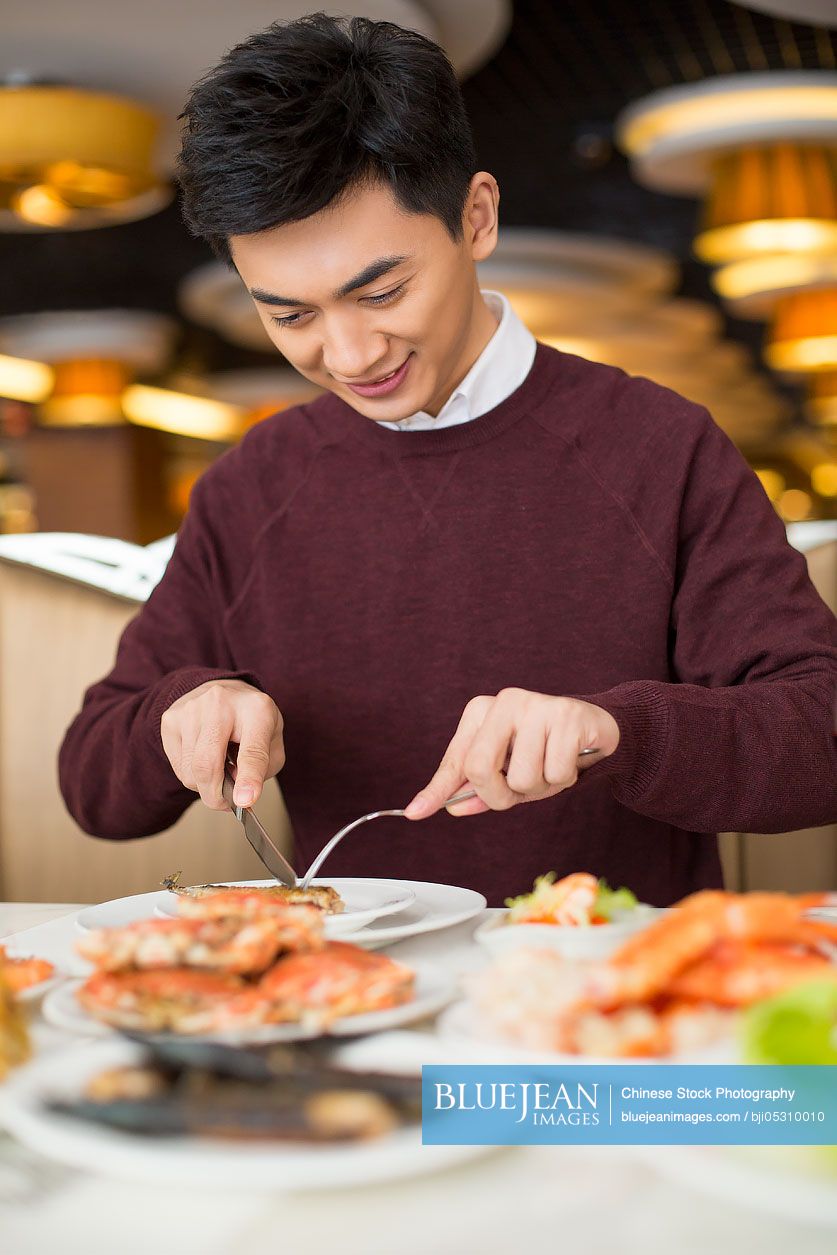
(593, 879), (638, 920)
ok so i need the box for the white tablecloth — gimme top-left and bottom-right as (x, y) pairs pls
(1, 903), (835, 1255)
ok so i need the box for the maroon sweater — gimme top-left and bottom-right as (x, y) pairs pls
(58, 345), (837, 906)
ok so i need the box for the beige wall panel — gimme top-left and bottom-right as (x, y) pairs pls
(741, 826), (837, 894)
(0, 561), (292, 903)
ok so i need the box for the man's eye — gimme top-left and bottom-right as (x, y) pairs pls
(268, 284), (405, 329)
(269, 311), (307, 329)
(364, 283), (405, 305)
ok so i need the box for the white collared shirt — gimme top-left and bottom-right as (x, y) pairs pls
(378, 289), (537, 431)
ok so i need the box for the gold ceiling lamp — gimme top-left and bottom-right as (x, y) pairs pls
(617, 73), (837, 265)
(0, 310), (176, 427)
(0, 352), (53, 402)
(697, 144), (837, 265)
(617, 73), (837, 393)
(122, 385), (245, 443)
(0, 81), (171, 230)
(42, 359), (130, 426)
(806, 370), (837, 426)
(766, 289), (837, 373)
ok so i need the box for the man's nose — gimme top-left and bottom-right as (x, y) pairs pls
(322, 324), (388, 381)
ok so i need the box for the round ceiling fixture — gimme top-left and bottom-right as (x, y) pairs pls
(0, 309), (176, 371)
(3, 1), (510, 174)
(0, 309), (176, 424)
(178, 263), (273, 352)
(713, 253), (837, 319)
(617, 72), (837, 196)
(807, 370), (837, 425)
(616, 72), (837, 264)
(489, 228), (678, 295)
(174, 368), (320, 412)
(0, 83), (171, 230)
(765, 288), (837, 372)
(730, 2), (837, 25)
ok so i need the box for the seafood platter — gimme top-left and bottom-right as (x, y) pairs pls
(1, 869), (836, 1193)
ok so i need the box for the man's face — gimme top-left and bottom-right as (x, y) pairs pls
(230, 178), (497, 421)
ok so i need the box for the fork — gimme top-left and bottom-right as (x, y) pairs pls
(298, 747), (602, 887)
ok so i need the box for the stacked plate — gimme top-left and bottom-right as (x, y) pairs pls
(75, 877), (487, 949)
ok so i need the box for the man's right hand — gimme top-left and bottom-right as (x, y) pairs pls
(160, 679), (284, 811)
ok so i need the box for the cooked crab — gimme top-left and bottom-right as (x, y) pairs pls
(211, 942), (415, 1030)
(77, 969), (247, 1034)
(77, 908), (323, 977)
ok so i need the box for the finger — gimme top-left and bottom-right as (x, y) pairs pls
(404, 697), (492, 818)
(504, 717), (549, 798)
(461, 699), (522, 810)
(543, 723), (580, 792)
(232, 704), (283, 807)
(190, 717), (233, 810)
(445, 789), (490, 817)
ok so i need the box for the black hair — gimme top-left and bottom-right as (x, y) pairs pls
(176, 12), (477, 264)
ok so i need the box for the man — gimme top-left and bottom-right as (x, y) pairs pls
(59, 14), (837, 906)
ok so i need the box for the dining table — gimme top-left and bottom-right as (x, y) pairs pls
(1, 899), (835, 1255)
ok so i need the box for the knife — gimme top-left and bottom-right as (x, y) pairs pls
(221, 760), (298, 887)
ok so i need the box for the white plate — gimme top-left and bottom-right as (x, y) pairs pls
(78, 879), (415, 938)
(323, 881), (488, 950)
(74, 880), (486, 950)
(474, 905), (662, 961)
(76, 890), (180, 934)
(16, 975), (63, 1003)
(635, 1145), (837, 1229)
(42, 961), (455, 1044)
(0, 1039), (491, 1191)
(435, 1001), (737, 1066)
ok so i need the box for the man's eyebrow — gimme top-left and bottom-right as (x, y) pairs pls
(248, 254), (411, 308)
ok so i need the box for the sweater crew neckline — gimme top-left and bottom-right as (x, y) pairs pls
(315, 342), (560, 457)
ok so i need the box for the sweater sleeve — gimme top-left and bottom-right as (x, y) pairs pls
(580, 409), (837, 833)
(58, 471), (263, 839)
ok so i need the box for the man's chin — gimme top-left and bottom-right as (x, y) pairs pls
(335, 387), (429, 424)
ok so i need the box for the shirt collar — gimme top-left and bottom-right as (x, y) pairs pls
(378, 290), (537, 432)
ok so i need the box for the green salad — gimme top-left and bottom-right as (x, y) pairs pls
(504, 871), (638, 926)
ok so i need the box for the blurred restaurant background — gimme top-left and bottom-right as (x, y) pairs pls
(0, 0), (835, 902)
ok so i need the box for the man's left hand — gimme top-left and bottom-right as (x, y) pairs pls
(404, 689), (620, 819)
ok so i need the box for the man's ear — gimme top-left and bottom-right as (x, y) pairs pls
(465, 172), (499, 263)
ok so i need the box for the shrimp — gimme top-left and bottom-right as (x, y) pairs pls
(668, 940), (837, 1007)
(212, 942), (415, 1030)
(77, 969), (246, 1034)
(591, 891), (837, 1008)
(77, 911), (321, 977)
(568, 1000), (733, 1058)
(567, 1004), (666, 1057)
